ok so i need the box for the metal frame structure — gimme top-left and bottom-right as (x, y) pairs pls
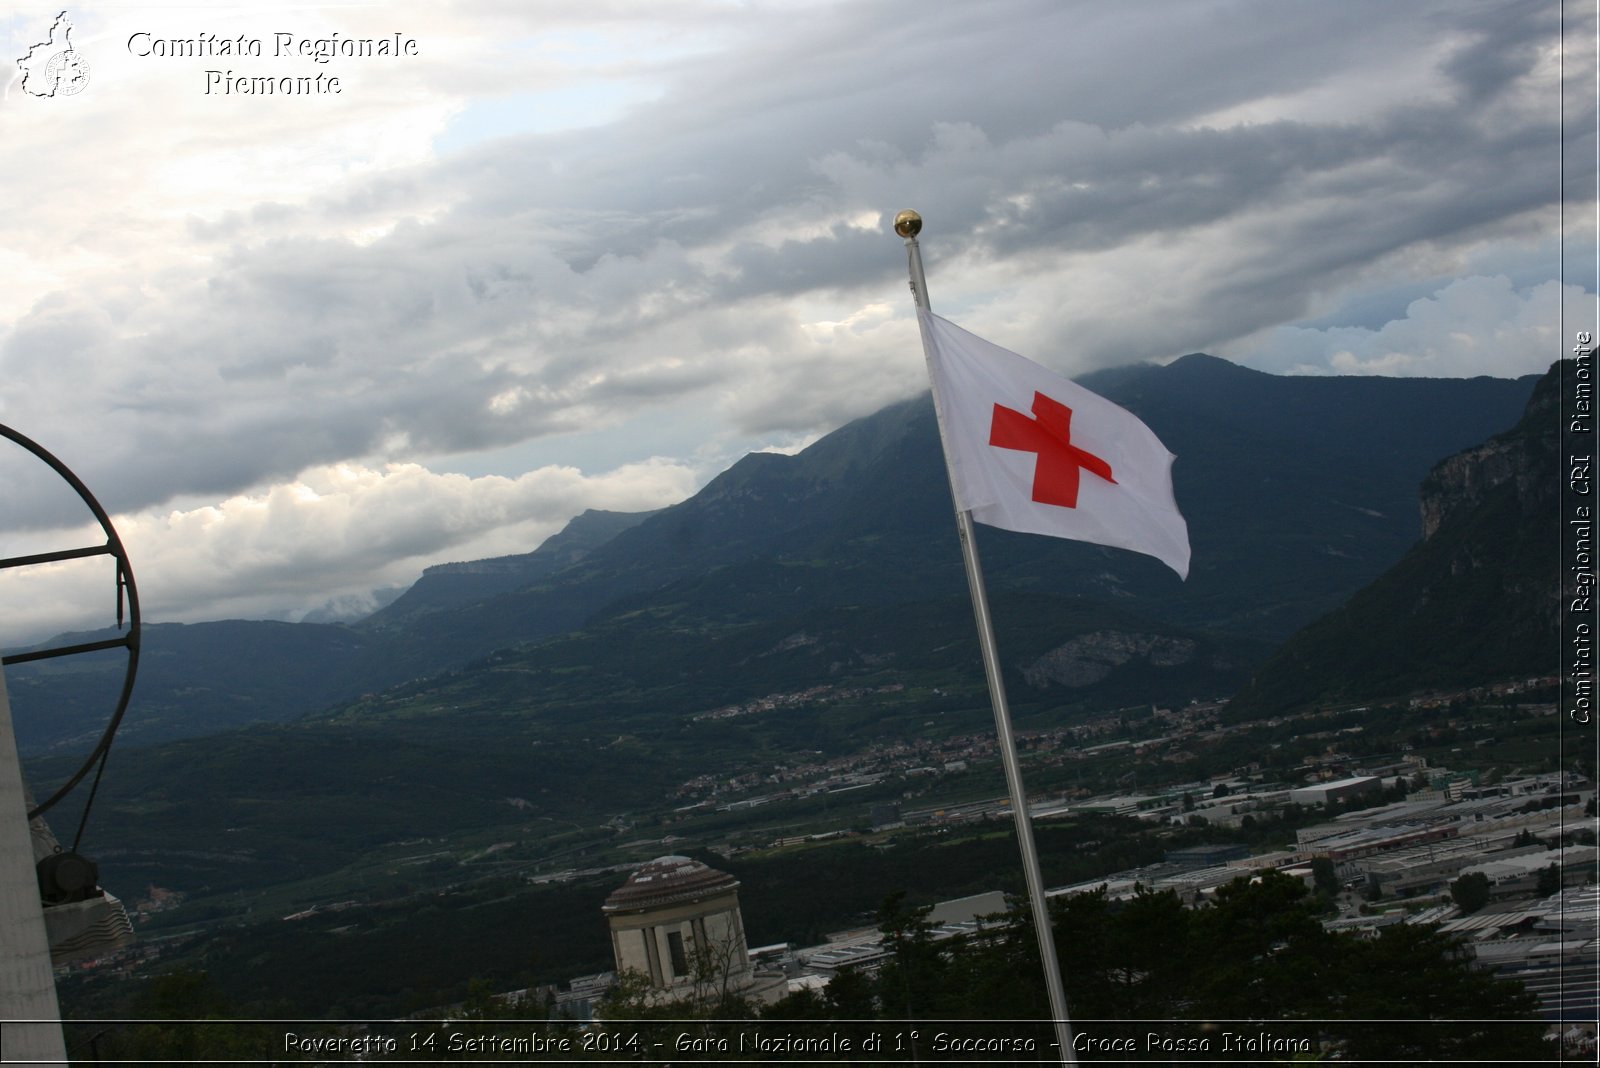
(0, 424), (140, 835)
(0, 424), (140, 1061)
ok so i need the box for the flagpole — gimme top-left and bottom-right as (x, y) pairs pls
(895, 210), (1077, 1065)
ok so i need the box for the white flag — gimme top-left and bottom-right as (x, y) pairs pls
(918, 309), (1191, 579)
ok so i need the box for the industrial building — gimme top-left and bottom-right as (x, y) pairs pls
(1288, 775), (1381, 807)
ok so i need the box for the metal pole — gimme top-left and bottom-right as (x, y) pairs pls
(895, 210), (1077, 1064)
(0, 667), (68, 1062)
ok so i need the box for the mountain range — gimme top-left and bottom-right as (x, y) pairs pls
(7, 353), (1539, 757)
(12, 350), (1567, 910)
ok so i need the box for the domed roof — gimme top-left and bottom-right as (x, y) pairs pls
(603, 855), (740, 913)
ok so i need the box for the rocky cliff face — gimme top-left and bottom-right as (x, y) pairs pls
(1023, 629), (1224, 689)
(1419, 372), (1559, 541)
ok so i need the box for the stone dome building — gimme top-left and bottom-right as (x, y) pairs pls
(602, 855), (754, 996)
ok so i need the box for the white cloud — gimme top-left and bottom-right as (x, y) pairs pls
(1226, 276), (1584, 378)
(0, 456), (697, 644)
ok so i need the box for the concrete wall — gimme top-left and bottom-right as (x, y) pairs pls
(607, 888), (751, 991)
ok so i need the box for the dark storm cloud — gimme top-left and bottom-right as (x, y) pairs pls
(1438, 0), (1559, 102)
(424, 0), (1573, 357)
(3, 0), (1579, 524)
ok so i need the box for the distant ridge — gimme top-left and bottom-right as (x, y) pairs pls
(1165, 351), (1272, 376)
(365, 508), (657, 625)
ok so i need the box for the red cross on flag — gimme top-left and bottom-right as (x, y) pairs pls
(918, 308), (1191, 579)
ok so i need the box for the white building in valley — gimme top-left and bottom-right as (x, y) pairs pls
(602, 855), (784, 1005)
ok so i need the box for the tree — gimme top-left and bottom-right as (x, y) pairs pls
(1333, 925), (1542, 1061)
(1535, 862), (1562, 897)
(1310, 856), (1340, 898)
(685, 927), (757, 1017)
(594, 933), (754, 1024)
(760, 986), (830, 1020)
(822, 965), (877, 1019)
(77, 970), (262, 1063)
(874, 891), (947, 1019)
(456, 977), (545, 1021)
(594, 969), (663, 1020)
(1189, 870), (1333, 1020)
(726, 874), (1544, 1059)
(1450, 872), (1491, 914)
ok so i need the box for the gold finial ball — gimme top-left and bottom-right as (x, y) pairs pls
(893, 209), (922, 238)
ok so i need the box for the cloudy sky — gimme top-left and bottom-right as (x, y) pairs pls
(0, 0), (1595, 644)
